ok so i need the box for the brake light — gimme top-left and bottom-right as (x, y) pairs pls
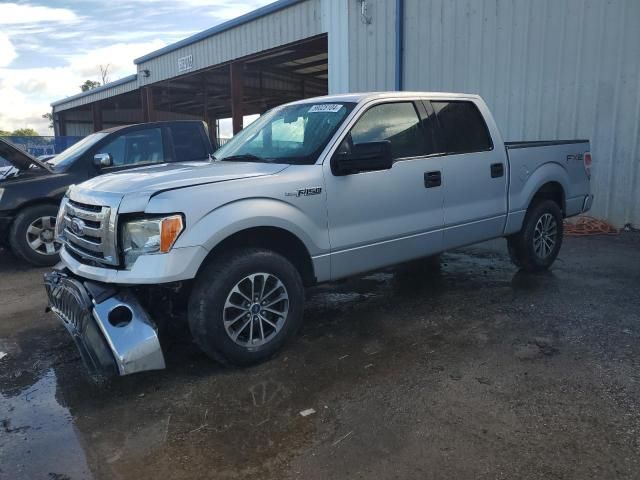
(584, 152), (592, 179)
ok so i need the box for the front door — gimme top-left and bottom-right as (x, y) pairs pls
(323, 100), (445, 280)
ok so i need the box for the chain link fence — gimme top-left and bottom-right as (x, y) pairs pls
(0, 136), (84, 158)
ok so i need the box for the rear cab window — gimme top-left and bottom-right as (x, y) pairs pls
(430, 100), (493, 154)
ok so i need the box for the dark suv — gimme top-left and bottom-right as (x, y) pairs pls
(0, 121), (214, 266)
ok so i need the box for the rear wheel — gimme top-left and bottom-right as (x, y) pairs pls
(9, 204), (62, 266)
(507, 200), (563, 272)
(188, 248), (305, 366)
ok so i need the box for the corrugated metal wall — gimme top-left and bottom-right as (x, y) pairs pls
(348, 0), (640, 227)
(347, 0), (396, 91)
(53, 76), (138, 112)
(136, 0), (323, 86)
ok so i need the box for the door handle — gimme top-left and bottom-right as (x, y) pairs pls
(491, 163), (504, 178)
(424, 171), (441, 188)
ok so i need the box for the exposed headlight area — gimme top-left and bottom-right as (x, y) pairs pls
(121, 214), (184, 268)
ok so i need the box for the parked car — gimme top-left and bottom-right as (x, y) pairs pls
(0, 121), (214, 265)
(44, 92), (593, 378)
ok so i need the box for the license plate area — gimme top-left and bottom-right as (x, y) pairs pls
(44, 271), (118, 378)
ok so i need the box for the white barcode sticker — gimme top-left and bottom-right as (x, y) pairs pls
(308, 104), (343, 113)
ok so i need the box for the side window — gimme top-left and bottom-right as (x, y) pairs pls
(99, 128), (164, 166)
(171, 123), (207, 162)
(431, 101), (492, 154)
(348, 102), (428, 159)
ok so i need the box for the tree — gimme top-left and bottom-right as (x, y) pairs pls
(80, 80), (101, 92)
(42, 112), (53, 129)
(0, 130), (11, 137)
(99, 64), (111, 85)
(11, 128), (40, 136)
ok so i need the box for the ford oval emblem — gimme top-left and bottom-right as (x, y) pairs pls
(70, 218), (86, 237)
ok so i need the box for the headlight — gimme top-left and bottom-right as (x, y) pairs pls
(121, 214), (184, 268)
(55, 198), (68, 239)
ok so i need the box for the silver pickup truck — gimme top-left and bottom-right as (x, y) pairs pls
(44, 92), (593, 378)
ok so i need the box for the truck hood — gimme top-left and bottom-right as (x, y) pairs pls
(79, 160), (290, 195)
(0, 138), (49, 171)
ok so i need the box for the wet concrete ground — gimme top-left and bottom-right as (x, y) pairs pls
(1, 234), (639, 479)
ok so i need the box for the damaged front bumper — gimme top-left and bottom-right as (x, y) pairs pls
(44, 268), (166, 378)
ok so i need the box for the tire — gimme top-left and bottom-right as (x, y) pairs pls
(188, 248), (305, 366)
(9, 204), (62, 267)
(507, 199), (563, 272)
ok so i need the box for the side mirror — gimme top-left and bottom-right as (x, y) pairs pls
(331, 141), (393, 176)
(93, 153), (112, 168)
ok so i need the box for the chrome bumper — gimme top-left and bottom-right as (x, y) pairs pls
(44, 268), (165, 378)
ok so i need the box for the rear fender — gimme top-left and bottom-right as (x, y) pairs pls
(505, 162), (570, 235)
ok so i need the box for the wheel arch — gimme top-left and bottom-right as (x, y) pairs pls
(530, 181), (566, 214)
(197, 226), (317, 286)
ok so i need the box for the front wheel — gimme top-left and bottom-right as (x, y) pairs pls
(507, 200), (563, 272)
(9, 204), (62, 267)
(188, 248), (305, 366)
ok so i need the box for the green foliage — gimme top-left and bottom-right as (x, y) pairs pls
(10, 128), (40, 136)
(42, 112), (54, 129)
(80, 80), (101, 92)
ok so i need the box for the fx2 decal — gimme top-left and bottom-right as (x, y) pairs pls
(285, 187), (323, 197)
(567, 154), (584, 162)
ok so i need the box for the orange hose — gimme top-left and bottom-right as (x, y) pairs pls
(564, 216), (618, 236)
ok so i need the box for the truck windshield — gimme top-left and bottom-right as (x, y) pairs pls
(48, 132), (108, 171)
(215, 102), (356, 165)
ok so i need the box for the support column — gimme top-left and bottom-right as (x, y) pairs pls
(208, 118), (218, 149)
(230, 62), (244, 135)
(56, 111), (67, 136)
(141, 86), (155, 122)
(91, 102), (103, 132)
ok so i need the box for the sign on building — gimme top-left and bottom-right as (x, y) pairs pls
(178, 54), (193, 73)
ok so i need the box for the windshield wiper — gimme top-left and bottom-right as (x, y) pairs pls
(221, 154), (267, 163)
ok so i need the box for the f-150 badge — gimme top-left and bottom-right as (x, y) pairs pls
(285, 187), (322, 197)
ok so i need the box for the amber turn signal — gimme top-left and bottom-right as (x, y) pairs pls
(160, 215), (184, 253)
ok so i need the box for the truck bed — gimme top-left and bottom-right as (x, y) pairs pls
(504, 139), (589, 149)
(504, 139), (591, 233)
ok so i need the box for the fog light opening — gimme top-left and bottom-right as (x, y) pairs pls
(108, 305), (133, 328)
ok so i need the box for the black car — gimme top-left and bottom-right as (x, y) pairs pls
(0, 120), (214, 266)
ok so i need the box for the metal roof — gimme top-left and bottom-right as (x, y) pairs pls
(50, 74), (138, 107)
(133, 0), (307, 65)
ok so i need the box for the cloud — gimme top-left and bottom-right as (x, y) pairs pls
(0, 0), (273, 133)
(0, 33), (17, 67)
(0, 39), (166, 134)
(0, 3), (79, 25)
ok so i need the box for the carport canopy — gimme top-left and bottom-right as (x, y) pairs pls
(54, 35), (328, 144)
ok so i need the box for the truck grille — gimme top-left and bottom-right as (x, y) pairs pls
(59, 197), (119, 266)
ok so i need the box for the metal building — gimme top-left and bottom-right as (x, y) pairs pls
(51, 0), (640, 227)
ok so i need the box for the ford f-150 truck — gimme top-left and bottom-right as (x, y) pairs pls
(0, 121), (213, 266)
(44, 92), (593, 378)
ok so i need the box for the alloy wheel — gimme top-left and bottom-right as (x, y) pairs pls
(25, 216), (61, 256)
(533, 213), (557, 259)
(222, 273), (289, 347)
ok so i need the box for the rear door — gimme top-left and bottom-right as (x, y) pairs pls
(428, 99), (508, 247)
(168, 122), (214, 162)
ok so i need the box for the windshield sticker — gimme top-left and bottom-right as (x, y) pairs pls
(308, 104), (343, 113)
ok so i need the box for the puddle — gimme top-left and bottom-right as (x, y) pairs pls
(0, 369), (92, 480)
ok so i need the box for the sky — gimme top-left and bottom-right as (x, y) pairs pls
(0, 0), (273, 135)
